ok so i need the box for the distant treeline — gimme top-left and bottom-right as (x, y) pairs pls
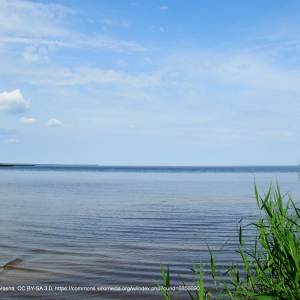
(0, 163), (35, 167)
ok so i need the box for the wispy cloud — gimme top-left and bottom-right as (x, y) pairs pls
(0, 0), (72, 38)
(22, 45), (50, 62)
(29, 66), (162, 88)
(0, 0), (144, 57)
(5, 137), (19, 144)
(159, 5), (168, 11)
(46, 118), (62, 127)
(101, 18), (130, 31)
(20, 116), (37, 124)
(163, 49), (300, 93)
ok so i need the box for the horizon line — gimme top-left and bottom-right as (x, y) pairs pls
(1, 163), (299, 168)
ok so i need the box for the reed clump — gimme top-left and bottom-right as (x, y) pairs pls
(160, 184), (300, 300)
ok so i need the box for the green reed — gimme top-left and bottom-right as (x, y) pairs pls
(160, 184), (300, 299)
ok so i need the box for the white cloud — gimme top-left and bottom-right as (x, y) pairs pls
(46, 118), (62, 127)
(20, 116), (37, 124)
(0, 89), (30, 113)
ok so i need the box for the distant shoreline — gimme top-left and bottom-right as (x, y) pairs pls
(0, 164), (36, 168)
(0, 164), (299, 173)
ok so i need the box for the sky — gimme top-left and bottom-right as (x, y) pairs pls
(0, 0), (300, 165)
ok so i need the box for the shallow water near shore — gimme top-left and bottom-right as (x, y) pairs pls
(0, 167), (299, 299)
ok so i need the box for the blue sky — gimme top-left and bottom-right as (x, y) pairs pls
(0, 0), (300, 165)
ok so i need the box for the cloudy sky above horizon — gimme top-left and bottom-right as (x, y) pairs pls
(1, 0), (300, 165)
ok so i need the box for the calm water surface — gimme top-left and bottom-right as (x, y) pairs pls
(0, 167), (299, 299)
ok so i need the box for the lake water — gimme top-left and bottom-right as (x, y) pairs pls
(0, 166), (299, 299)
